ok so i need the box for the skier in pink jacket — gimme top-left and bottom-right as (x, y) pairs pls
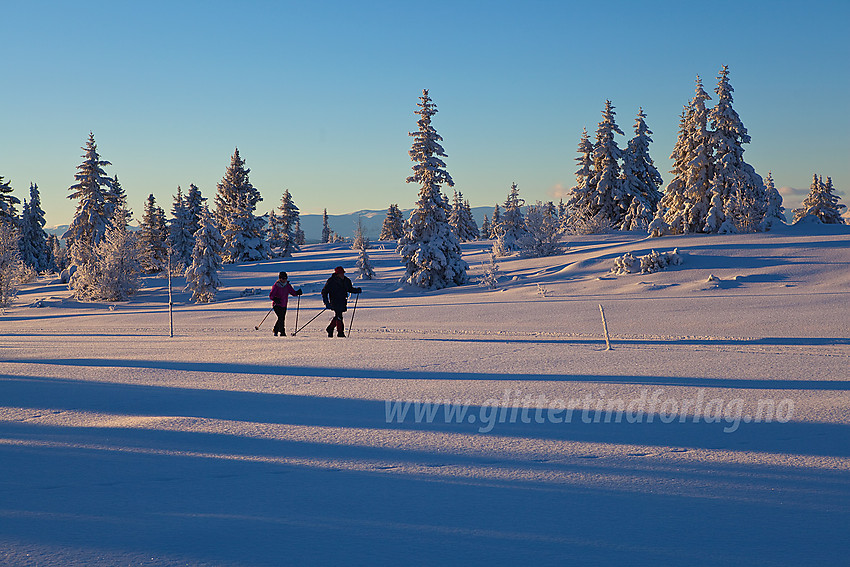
(269, 271), (302, 336)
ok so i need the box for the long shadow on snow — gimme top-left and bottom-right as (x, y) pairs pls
(6, 358), (849, 390)
(2, 373), (848, 458)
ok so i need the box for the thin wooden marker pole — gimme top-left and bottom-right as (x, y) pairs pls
(599, 304), (612, 351)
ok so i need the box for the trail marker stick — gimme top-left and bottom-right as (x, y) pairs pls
(599, 304), (613, 351)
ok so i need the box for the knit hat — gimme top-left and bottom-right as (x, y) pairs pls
(278, 271), (288, 280)
(334, 266), (345, 274)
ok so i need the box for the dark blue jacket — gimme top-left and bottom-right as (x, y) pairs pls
(322, 275), (361, 312)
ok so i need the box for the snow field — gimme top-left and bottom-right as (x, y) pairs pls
(1, 226), (849, 566)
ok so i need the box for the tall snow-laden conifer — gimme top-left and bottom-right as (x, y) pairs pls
(490, 204), (501, 238)
(591, 100), (627, 227)
(185, 207), (223, 303)
(657, 78), (713, 234)
(0, 176), (20, 225)
(64, 133), (115, 266)
(138, 194), (168, 273)
(19, 183), (51, 271)
(706, 65), (765, 233)
(169, 186), (195, 269)
(0, 223), (21, 309)
(397, 89), (468, 289)
(621, 109), (663, 231)
(494, 182), (528, 255)
(379, 204), (405, 241)
(321, 208), (331, 243)
(276, 189), (300, 257)
(185, 184), (205, 237)
(564, 128), (597, 231)
(109, 175), (132, 226)
(793, 175), (846, 224)
(480, 215), (491, 240)
(215, 148), (268, 263)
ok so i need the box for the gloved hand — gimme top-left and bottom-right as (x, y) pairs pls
(353, 288), (362, 294)
(296, 289), (303, 296)
(324, 302), (331, 309)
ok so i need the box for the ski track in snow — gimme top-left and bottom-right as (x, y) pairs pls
(1, 227), (849, 566)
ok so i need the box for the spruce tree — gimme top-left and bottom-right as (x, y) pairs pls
(215, 148), (268, 263)
(491, 204), (501, 238)
(379, 204), (404, 241)
(109, 175), (132, 226)
(169, 186), (195, 269)
(591, 100), (627, 227)
(185, 184), (205, 238)
(294, 218), (306, 246)
(621, 108), (663, 231)
(138, 194), (168, 273)
(185, 207), (223, 303)
(397, 89), (468, 289)
(266, 209), (284, 256)
(793, 174), (846, 224)
(480, 214), (491, 240)
(19, 183), (50, 271)
(65, 133), (115, 266)
(494, 182), (528, 255)
(760, 172), (786, 230)
(321, 208), (331, 243)
(448, 190), (478, 241)
(0, 176), (20, 225)
(564, 128), (597, 231)
(706, 65), (765, 233)
(0, 223), (21, 309)
(354, 217), (376, 280)
(276, 189), (300, 257)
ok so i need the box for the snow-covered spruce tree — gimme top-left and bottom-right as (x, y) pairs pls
(184, 184), (205, 238)
(656, 78), (713, 234)
(266, 209), (284, 256)
(19, 183), (51, 272)
(0, 176), (20, 225)
(590, 100), (628, 228)
(214, 148), (268, 263)
(564, 128), (597, 233)
(621, 108), (663, 231)
(48, 235), (66, 272)
(294, 218), (306, 246)
(109, 175), (132, 226)
(354, 218), (376, 280)
(706, 66), (765, 233)
(493, 182), (528, 255)
(760, 172), (786, 230)
(518, 201), (561, 257)
(490, 204), (501, 238)
(0, 222), (22, 310)
(448, 190), (479, 241)
(64, 133), (115, 266)
(321, 208), (331, 243)
(479, 250), (500, 289)
(397, 89), (468, 289)
(169, 186), (195, 270)
(185, 207), (223, 303)
(480, 215), (491, 240)
(138, 194), (168, 273)
(379, 204), (405, 241)
(793, 174), (847, 224)
(276, 189), (300, 257)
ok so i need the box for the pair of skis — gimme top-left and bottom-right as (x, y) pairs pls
(255, 294), (360, 337)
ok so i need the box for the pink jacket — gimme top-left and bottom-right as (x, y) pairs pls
(269, 281), (298, 307)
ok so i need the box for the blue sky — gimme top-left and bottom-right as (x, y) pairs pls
(3, 0), (848, 227)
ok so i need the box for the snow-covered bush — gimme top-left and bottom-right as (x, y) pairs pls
(612, 249), (682, 274)
(0, 222), (22, 310)
(563, 205), (614, 235)
(518, 201), (561, 257)
(479, 250), (500, 289)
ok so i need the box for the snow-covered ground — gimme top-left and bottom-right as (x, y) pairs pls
(2, 225), (849, 566)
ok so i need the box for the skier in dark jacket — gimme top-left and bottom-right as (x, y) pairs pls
(321, 266), (361, 337)
(269, 271), (302, 336)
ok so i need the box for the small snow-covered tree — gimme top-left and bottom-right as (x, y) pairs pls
(64, 133), (115, 266)
(494, 182), (528, 255)
(321, 208), (331, 243)
(109, 175), (132, 226)
(397, 89), (468, 289)
(0, 176), (20, 226)
(294, 218), (306, 246)
(169, 186), (195, 269)
(793, 174), (846, 224)
(0, 222), (22, 310)
(518, 201), (561, 257)
(564, 128), (597, 233)
(490, 204), (501, 238)
(215, 148), (268, 263)
(48, 235), (66, 272)
(266, 209), (284, 256)
(19, 183), (51, 272)
(621, 108), (663, 231)
(760, 172), (786, 230)
(75, 209), (141, 301)
(379, 204), (405, 241)
(276, 189), (300, 257)
(138, 194), (168, 273)
(185, 207), (223, 303)
(479, 250), (500, 289)
(354, 218), (376, 280)
(448, 190), (479, 241)
(480, 214), (491, 240)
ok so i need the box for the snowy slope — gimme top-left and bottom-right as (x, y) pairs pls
(1, 225), (849, 566)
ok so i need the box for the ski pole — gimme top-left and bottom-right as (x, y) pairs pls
(346, 293), (360, 338)
(293, 307), (327, 336)
(293, 295), (300, 336)
(254, 307), (274, 330)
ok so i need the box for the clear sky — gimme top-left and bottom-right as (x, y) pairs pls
(3, 0), (848, 227)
